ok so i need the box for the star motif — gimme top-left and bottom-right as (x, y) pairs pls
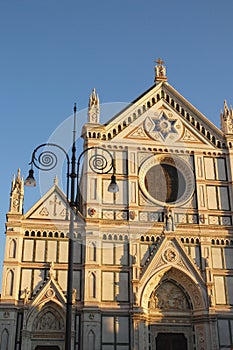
(152, 113), (178, 140)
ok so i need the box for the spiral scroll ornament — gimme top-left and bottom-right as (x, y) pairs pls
(34, 150), (58, 171)
(89, 152), (113, 174)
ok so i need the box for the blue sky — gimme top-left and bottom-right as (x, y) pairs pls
(0, 0), (233, 285)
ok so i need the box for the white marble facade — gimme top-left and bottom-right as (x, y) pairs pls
(1, 62), (233, 349)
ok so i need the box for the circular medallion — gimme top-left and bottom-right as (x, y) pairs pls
(139, 154), (194, 207)
(163, 248), (179, 263)
(46, 288), (55, 298)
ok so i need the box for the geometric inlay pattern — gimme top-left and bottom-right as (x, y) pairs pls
(144, 110), (183, 143)
(152, 112), (178, 140)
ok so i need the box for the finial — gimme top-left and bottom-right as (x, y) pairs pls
(54, 175), (59, 186)
(88, 88), (100, 123)
(220, 99), (233, 134)
(9, 168), (24, 214)
(17, 168), (21, 181)
(154, 58), (167, 84)
(155, 58), (165, 65)
(74, 102), (77, 113)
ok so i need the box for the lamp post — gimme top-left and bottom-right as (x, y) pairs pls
(25, 104), (119, 350)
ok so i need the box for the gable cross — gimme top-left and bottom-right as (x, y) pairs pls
(49, 195), (61, 216)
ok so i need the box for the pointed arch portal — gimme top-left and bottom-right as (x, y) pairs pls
(139, 266), (208, 349)
(141, 266), (206, 311)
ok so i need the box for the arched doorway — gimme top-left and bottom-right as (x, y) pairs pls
(22, 302), (65, 350)
(148, 279), (192, 349)
(138, 261), (208, 349)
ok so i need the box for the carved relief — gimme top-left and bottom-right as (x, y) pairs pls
(46, 288), (55, 298)
(165, 269), (204, 309)
(39, 206), (49, 216)
(149, 281), (190, 311)
(181, 129), (199, 142)
(196, 325), (206, 350)
(163, 248), (179, 263)
(142, 266), (205, 311)
(36, 311), (61, 330)
(33, 308), (64, 331)
(127, 126), (149, 139)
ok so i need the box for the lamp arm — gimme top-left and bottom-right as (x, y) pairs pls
(75, 146), (115, 209)
(29, 142), (71, 203)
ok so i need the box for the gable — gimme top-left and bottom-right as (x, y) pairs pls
(122, 101), (209, 147)
(140, 236), (204, 286)
(31, 277), (66, 308)
(24, 185), (69, 221)
(137, 235), (208, 311)
(99, 82), (225, 150)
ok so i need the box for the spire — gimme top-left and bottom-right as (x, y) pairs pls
(154, 58), (167, 84)
(220, 100), (233, 134)
(9, 168), (24, 214)
(87, 88), (100, 124)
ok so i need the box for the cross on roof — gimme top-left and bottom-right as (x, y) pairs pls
(155, 58), (165, 65)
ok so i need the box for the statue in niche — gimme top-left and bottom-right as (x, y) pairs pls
(150, 291), (159, 309)
(48, 261), (55, 279)
(72, 288), (77, 304)
(208, 286), (215, 306)
(164, 206), (175, 231)
(133, 254), (138, 265)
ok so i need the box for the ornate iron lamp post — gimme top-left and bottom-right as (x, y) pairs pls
(25, 104), (118, 350)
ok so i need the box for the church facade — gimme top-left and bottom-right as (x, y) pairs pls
(1, 61), (233, 349)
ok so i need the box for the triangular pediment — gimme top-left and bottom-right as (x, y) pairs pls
(100, 82), (225, 149)
(25, 185), (74, 221)
(139, 235), (204, 287)
(24, 185), (68, 220)
(31, 275), (66, 308)
(123, 103), (209, 146)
